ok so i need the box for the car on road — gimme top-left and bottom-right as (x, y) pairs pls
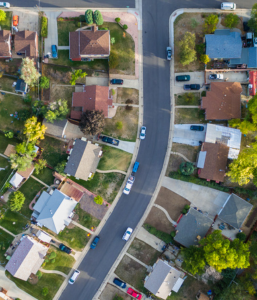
(209, 74), (224, 80)
(183, 84), (201, 90)
(123, 175), (135, 195)
(51, 45), (57, 58)
(110, 79), (123, 85)
(176, 75), (190, 81)
(59, 243), (72, 254)
(113, 277), (126, 288)
(140, 126), (146, 140)
(13, 15), (18, 26)
(0, 2), (10, 8)
(166, 46), (172, 60)
(127, 288), (142, 299)
(102, 136), (119, 146)
(190, 125), (204, 131)
(69, 270), (80, 284)
(122, 227), (133, 241)
(90, 236), (100, 249)
(221, 2), (236, 10)
(132, 161), (139, 174)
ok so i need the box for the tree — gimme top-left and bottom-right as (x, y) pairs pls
(228, 119), (256, 135)
(196, 43), (205, 55)
(18, 109), (32, 121)
(10, 154), (34, 171)
(85, 9), (93, 25)
(79, 110), (105, 135)
(182, 246), (206, 275)
(55, 160), (67, 175)
(40, 76), (50, 89)
(204, 14), (219, 34)
(123, 24), (128, 30)
(9, 191), (25, 212)
(224, 13), (240, 28)
(24, 117), (46, 142)
(45, 99), (69, 123)
(115, 17), (120, 23)
(111, 37), (115, 45)
(180, 162), (195, 175)
(116, 121), (123, 129)
(200, 54), (210, 64)
(248, 94), (257, 124)
(34, 159), (47, 175)
(93, 10), (104, 25)
(236, 232), (246, 241)
(4, 130), (13, 139)
(179, 32), (196, 66)
(217, 282), (251, 300)
(0, 10), (6, 22)
(94, 195), (103, 205)
(20, 57), (41, 87)
(31, 100), (48, 118)
(248, 4), (257, 35)
(16, 142), (37, 157)
(70, 69), (87, 86)
(42, 287), (49, 296)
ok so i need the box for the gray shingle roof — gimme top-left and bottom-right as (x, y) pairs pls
(43, 119), (68, 138)
(229, 47), (257, 68)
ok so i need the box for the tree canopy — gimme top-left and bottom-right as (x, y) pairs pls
(248, 3), (257, 35)
(93, 10), (104, 25)
(10, 153), (34, 171)
(20, 57), (41, 86)
(180, 162), (195, 175)
(9, 191), (25, 212)
(94, 195), (103, 205)
(85, 9), (93, 24)
(204, 14), (219, 34)
(79, 110), (105, 135)
(16, 142), (37, 158)
(179, 32), (196, 66)
(182, 246), (206, 275)
(224, 13), (240, 28)
(45, 99), (69, 123)
(34, 159), (47, 175)
(40, 76), (50, 89)
(23, 117), (46, 142)
(70, 69), (87, 86)
(0, 10), (6, 22)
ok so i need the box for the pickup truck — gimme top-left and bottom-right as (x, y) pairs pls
(209, 74), (224, 80)
(102, 136), (119, 146)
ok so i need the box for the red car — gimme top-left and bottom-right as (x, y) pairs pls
(13, 15), (19, 26)
(127, 288), (142, 300)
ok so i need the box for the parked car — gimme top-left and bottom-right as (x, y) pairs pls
(190, 125), (204, 131)
(51, 45), (57, 58)
(243, 21), (250, 32)
(254, 37), (257, 47)
(90, 236), (100, 249)
(122, 227), (133, 241)
(209, 74), (224, 80)
(13, 15), (18, 26)
(183, 84), (201, 90)
(69, 270), (80, 284)
(132, 161), (139, 174)
(140, 126), (146, 140)
(166, 46), (172, 60)
(176, 75), (190, 81)
(123, 175), (135, 195)
(221, 2), (236, 10)
(110, 79), (123, 85)
(113, 277), (127, 288)
(127, 288), (142, 299)
(0, 2), (10, 8)
(59, 243), (72, 254)
(102, 136), (119, 146)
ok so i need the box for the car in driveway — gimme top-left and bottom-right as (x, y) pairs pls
(110, 79), (123, 85)
(184, 84), (201, 90)
(13, 15), (18, 26)
(0, 2), (10, 8)
(90, 236), (100, 249)
(51, 45), (57, 58)
(190, 125), (204, 131)
(209, 74), (224, 80)
(122, 227), (133, 241)
(140, 126), (146, 140)
(127, 288), (142, 299)
(102, 136), (119, 146)
(113, 277), (126, 288)
(166, 46), (172, 60)
(176, 75), (190, 81)
(123, 175), (135, 195)
(59, 243), (72, 254)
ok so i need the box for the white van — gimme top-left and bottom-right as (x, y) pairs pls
(69, 270), (80, 284)
(221, 2), (236, 10)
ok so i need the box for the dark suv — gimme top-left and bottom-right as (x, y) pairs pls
(102, 136), (119, 146)
(184, 84), (201, 90)
(113, 277), (127, 288)
(190, 125), (204, 131)
(59, 243), (72, 254)
(110, 79), (123, 85)
(90, 236), (100, 249)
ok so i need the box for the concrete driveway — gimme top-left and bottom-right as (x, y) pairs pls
(110, 79), (139, 89)
(12, 9), (38, 31)
(98, 139), (135, 154)
(44, 11), (60, 57)
(206, 71), (248, 84)
(172, 124), (206, 146)
(174, 71), (205, 94)
(86, 76), (109, 87)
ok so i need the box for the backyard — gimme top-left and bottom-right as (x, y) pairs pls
(0, 132), (19, 154)
(0, 228), (13, 265)
(0, 209), (28, 235)
(33, 167), (55, 186)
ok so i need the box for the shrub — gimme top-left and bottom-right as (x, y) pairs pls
(85, 9), (93, 24)
(224, 13), (239, 28)
(171, 231), (176, 238)
(24, 94), (32, 103)
(4, 130), (14, 139)
(41, 16), (48, 38)
(180, 162), (195, 175)
(236, 232), (246, 241)
(182, 208), (188, 214)
(0, 10), (6, 22)
(116, 121), (123, 130)
(111, 89), (115, 95)
(39, 76), (50, 89)
(49, 251), (56, 259)
(58, 17), (64, 21)
(45, 259), (49, 263)
(201, 91), (206, 97)
(42, 287), (49, 296)
(200, 54), (211, 64)
(196, 43), (205, 55)
(111, 37), (115, 45)
(94, 195), (103, 205)
(93, 10), (104, 25)
(37, 270), (42, 279)
(126, 99), (133, 104)
(123, 24), (128, 30)
(179, 32), (196, 66)
(79, 15), (86, 22)
(204, 14), (219, 33)
(76, 22), (80, 28)
(144, 224), (173, 244)
(184, 204), (190, 210)
(115, 17), (121, 23)
(51, 258), (56, 263)
(125, 105), (133, 111)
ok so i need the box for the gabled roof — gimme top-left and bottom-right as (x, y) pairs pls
(5, 236), (48, 281)
(17, 164), (34, 179)
(43, 119), (68, 138)
(15, 30), (38, 58)
(219, 194), (253, 229)
(0, 30), (11, 58)
(9, 172), (24, 188)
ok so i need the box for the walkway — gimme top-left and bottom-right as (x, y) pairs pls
(40, 268), (68, 278)
(153, 204), (177, 225)
(71, 221), (94, 234)
(96, 169), (127, 176)
(125, 252), (149, 269)
(0, 225), (16, 237)
(175, 105), (199, 108)
(0, 90), (23, 97)
(136, 227), (166, 252)
(31, 175), (50, 188)
(113, 103), (140, 108)
(58, 46), (70, 50)
(170, 151), (194, 163)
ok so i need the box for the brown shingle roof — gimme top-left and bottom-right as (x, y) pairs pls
(69, 26), (110, 59)
(198, 142), (229, 182)
(17, 164), (35, 179)
(60, 181), (83, 202)
(201, 82), (242, 120)
(15, 30), (38, 58)
(0, 30), (11, 58)
(4, 144), (16, 157)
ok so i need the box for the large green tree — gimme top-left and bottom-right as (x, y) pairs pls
(16, 142), (37, 158)
(93, 10), (104, 25)
(45, 99), (69, 123)
(70, 69), (87, 86)
(179, 32), (196, 66)
(10, 154), (34, 171)
(34, 159), (47, 175)
(182, 246), (206, 275)
(85, 9), (93, 24)
(204, 14), (219, 34)
(79, 110), (105, 135)
(0, 10), (6, 22)
(224, 13), (240, 28)
(248, 3), (257, 35)
(24, 116), (46, 142)
(9, 191), (25, 211)
(20, 57), (41, 87)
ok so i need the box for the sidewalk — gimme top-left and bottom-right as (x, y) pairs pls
(136, 227), (165, 252)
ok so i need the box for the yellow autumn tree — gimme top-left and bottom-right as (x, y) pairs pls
(23, 116), (46, 142)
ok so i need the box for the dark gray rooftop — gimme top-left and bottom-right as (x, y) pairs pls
(229, 47), (257, 68)
(43, 119), (68, 138)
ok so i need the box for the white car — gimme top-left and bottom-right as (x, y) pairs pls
(140, 126), (146, 140)
(69, 269), (80, 284)
(0, 2), (10, 8)
(254, 37), (257, 47)
(123, 175), (135, 195)
(122, 227), (133, 241)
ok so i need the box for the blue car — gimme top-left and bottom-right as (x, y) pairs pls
(113, 277), (126, 288)
(90, 236), (100, 249)
(51, 45), (57, 58)
(132, 161), (139, 174)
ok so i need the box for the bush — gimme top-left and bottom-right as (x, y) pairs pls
(85, 9), (93, 25)
(201, 91), (206, 97)
(76, 22), (80, 28)
(51, 258), (56, 263)
(182, 208), (188, 214)
(179, 32), (196, 66)
(125, 105), (133, 111)
(116, 121), (123, 130)
(49, 251), (56, 259)
(0, 10), (6, 22)
(42, 287), (49, 296)
(126, 99), (133, 104)
(41, 16), (48, 38)
(204, 14), (219, 34)
(111, 89), (115, 95)
(144, 224), (173, 244)
(224, 13), (239, 28)
(39, 76), (50, 89)
(24, 94), (32, 103)
(93, 10), (104, 25)
(94, 195), (103, 205)
(4, 130), (14, 139)
(58, 17), (64, 21)
(180, 162), (195, 175)
(171, 231), (176, 238)
(236, 232), (246, 241)
(45, 259), (49, 263)
(115, 17), (121, 23)
(184, 204), (190, 210)
(123, 24), (128, 30)
(200, 54), (211, 64)
(79, 15), (86, 22)
(196, 43), (205, 55)
(37, 270), (43, 279)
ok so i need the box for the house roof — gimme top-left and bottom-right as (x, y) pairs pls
(198, 142), (229, 182)
(59, 182), (84, 202)
(9, 172), (24, 188)
(15, 30), (38, 58)
(144, 260), (183, 299)
(229, 47), (257, 68)
(71, 85), (112, 119)
(5, 236), (48, 281)
(17, 164), (34, 179)
(174, 208), (213, 247)
(34, 189), (77, 234)
(4, 144), (16, 157)
(201, 82), (242, 120)
(219, 194), (253, 229)
(36, 230), (52, 243)
(64, 139), (101, 181)
(15, 79), (28, 93)
(69, 26), (110, 59)
(0, 30), (11, 58)
(43, 119), (68, 138)
(205, 30), (242, 59)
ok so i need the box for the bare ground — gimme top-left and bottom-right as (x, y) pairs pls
(100, 283), (131, 300)
(116, 87), (139, 104)
(172, 144), (200, 162)
(50, 84), (75, 107)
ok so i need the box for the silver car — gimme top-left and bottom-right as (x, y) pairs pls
(166, 47), (172, 60)
(140, 126), (146, 140)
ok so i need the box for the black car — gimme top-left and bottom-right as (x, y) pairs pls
(110, 79), (123, 85)
(184, 84), (201, 90)
(243, 21), (250, 32)
(102, 136), (119, 146)
(190, 125), (204, 131)
(113, 277), (127, 288)
(59, 243), (72, 254)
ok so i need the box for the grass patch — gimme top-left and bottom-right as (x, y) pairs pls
(0, 209), (28, 234)
(175, 92), (200, 106)
(0, 132), (19, 154)
(57, 21), (79, 46)
(74, 203), (100, 229)
(0, 156), (8, 168)
(0, 166), (13, 193)
(0, 12), (12, 30)
(43, 246), (75, 274)
(116, 87), (139, 104)
(143, 224), (173, 244)
(97, 145), (132, 172)
(175, 108), (202, 124)
(0, 228), (13, 265)
(6, 271), (64, 300)
(33, 167), (55, 186)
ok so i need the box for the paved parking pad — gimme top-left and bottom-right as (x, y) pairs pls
(172, 124), (206, 146)
(12, 10), (38, 32)
(174, 71), (205, 94)
(206, 71), (248, 84)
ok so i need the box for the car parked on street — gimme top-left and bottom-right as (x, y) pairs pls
(122, 227), (133, 241)
(59, 243), (72, 254)
(127, 288), (142, 299)
(176, 75), (190, 81)
(209, 74), (224, 80)
(0, 2), (10, 8)
(51, 45), (57, 58)
(69, 270), (80, 284)
(102, 136), (119, 146)
(140, 126), (146, 140)
(166, 46), (172, 60)
(123, 175), (135, 195)
(113, 277), (127, 288)
(190, 125), (204, 131)
(183, 84), (201, 90)
(13, 15), (18, 26)
(90, 236), (100, 249)
(132, 161), (139, 174)
(110, 79), (123, 85)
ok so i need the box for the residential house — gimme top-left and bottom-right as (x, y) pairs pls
(0, 287), (14, 300)
(201, 82), (242, 121)
(69, 25), (110, 61)
(5, 236), (48, 281)
(144, 259), (184, 299)
(64, 139), (102, 181)
(32, 189), (78, 234)
(15, 79), (28, 95)
(197, 142), (229, 183)
(14, 30), (38, 59)
(43, 119), (68, 139)
(205, 30), (242, 60)
(229, 47), (257, 68)
(9, 164), (35, 189)
(174, 208), (213, 247)
(36, 230), (52, 243)
(71, 85), (113, 119)
(0, 30), (12, 59)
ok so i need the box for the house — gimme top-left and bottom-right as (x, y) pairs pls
(4, 144), (16, 157)
(5, 236), (48, 281)
(14, 30), (38, 59)
(69, 26), (110, 61)
(205, 30), (242, 59)
(144, 259), (184, 299)
(64, 139), (102, 181)
(0, 30), (12, 59)
(229, 47), (257, 68)
(9, 164), (35, 188)
(32, 189), (78, 234)
(201, 82), (242, 120)
(15, 79), (28, 95)
(0, 287), (15, 300)
(197, 142), (229, 183)
(36, 230), (52, 243)
(43, 119), (68, 139)
(174, 208), (213, 247)
(59, 181), (84, 202)
(204, 124), (241, 159)
(71, 85), (113, 119)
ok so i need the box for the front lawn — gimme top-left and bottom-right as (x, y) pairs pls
(0, 228), (13, 265)
(33, 167), (55, 186)
(57, 21), (80, 46)
(175, 92), (200, 106)
(97, 146), (132, 172)
(0, 209), (28, 234)
(74, 204), (100, 229)
(175, 108), (203, 124)
(0, 12), (12, 30)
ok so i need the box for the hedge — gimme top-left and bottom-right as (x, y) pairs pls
(41, 16), (48, 38)
(143, 224), (173, 244)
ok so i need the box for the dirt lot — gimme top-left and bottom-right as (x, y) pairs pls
(50, 84), (74, 107)
(155, 187), (190, 222)
(166, 154), (185, 175)
(127, 238), (160, 266)
(115, 255), (147, 292)
(116, 88), (139, 105)
(100, 283), (131, 300)
(144, 206), (174, 234)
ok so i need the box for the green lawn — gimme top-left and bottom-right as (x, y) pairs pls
(43, 246), (75, 274)
(143, 224), (173, 244)
(74, 204), (100, 229)
(0, 156), (8, 168)
(0, 165), (13, 194)
(0, 132), (19, 154)
(97, 145), (132, 172)
(0, 12), (12, 30)
(175, 108), (202, 124)
(58, 21), (80, 46)
(19, 177), (45, 218)
(6, 271), (64, 300)
(0, 228), (13, 265)
(175, 92), (200, 106)
(0, 209), (28, 234)
(33, 167), (55, 186)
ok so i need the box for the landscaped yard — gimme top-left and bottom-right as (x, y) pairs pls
(116, 88), (139, 105)
(0, 209), (28, 234)
(0, 228), (13, 265)
(57, 20), (80, 46)
(0, 12), (12, 30)
(97, 146), (132, 172)
(103, 107), (138, 142)
(175, 92), (200, 106)
(74, 204), (100, 229)
(100, 283), (131, 300)
(33, 167), (55, 186)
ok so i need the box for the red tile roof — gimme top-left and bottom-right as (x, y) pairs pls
(15, 30), (38, 59)
(0, 30), (11, 58)
(249, 71), (257, 96)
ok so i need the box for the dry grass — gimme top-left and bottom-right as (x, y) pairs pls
(116, 87), (139, 104)
(50, 84), (74, 108)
